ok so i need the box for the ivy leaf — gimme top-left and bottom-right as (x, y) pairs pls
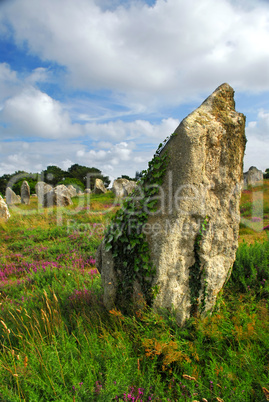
(105, 243), (112, 252)
(147, 200), (158, 209)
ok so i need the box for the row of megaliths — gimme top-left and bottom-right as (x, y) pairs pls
(97, 83), (246, 326)
(5, 181), (31, 205)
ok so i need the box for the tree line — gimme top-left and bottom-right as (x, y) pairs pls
(0, 164), (110, 196)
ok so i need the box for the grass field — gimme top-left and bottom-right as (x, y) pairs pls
(0, 185), (268, 401)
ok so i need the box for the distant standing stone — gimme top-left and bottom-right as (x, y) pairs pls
(112, 179), (129, 198)
(124, 180), (137, 195)
(0, 195), (10, 221)
(93, 179), (107, 194)
(5, 187), (20, 205)
(243, 166), (263, 187)
(43, 185), (73, 207)
(21, 181), (30, 205)
(67, 185), (77, 198)
(112, 179), (138, 198)
(35, 182), (53, 204)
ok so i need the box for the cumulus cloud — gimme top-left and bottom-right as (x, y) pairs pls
(82, 117), (179, 143)
(2, 0), (269, 104)
(0, 139), (143, 179)
(0, 86), (82, 139)
(1, 0), (269, 178)
(0, 115), (178, 178)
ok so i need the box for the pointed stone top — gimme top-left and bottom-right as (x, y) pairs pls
(202, 83), (235, 111)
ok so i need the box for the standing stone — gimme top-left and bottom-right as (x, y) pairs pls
(243, 166), (263, 187)
(112, 179), (138, 198)
(125, 180), (137, 195)
(112, 179), (129, 198)
(85, 188), (92, 194)
(21, 181), (30, 205)
(0, 195), (10, 221)
(5, 187), (20, 205)
(93, 179), (107, 194)
(96, 83), (246, 326)
(43, 185), (73, 207)
(35, 182), (53, 204)
(67, 185), (77, 198)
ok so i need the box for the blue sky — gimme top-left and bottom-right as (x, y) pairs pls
(0, 0), (269, 182)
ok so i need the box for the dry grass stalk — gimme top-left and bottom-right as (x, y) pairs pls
(182, 374), (197, 381)
(1, 320), (8, 330)
(262, 387), (269, 401)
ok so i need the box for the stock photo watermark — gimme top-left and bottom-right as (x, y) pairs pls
(4, 171), (265, 235)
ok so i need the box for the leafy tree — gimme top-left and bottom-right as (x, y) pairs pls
(12, 174), (38, 195)
(68, 164), (110, 189)
(0, 171), (38, 195)
(0, 173), (12, 196)
(41, 166), (66, 186)
(135, 170), (143, 181)
(263, 168), (269, 179)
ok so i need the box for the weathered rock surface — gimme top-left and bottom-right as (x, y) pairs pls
(125, 180), (137, 195)
(21, 181), (30, 205)
(112, 179), (137, 198)
(5, 187), (20, 205)
(96, 83), (246, 326)
(43, 185), (73, 207)
(85, 188), (92, 194)
(93, 179), (107, 194)
(0, 195), (10, 220)
(35, 182), (53, 204)
(243, 166), (263, 187)
(67, 185), (77, 197)
(112, 179), (128, 198)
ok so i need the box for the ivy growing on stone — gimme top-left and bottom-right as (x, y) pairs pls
(189, 216), (209, 316)
(104, 135), (173, 310)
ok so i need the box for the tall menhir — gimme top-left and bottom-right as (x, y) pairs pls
(97, 83), (246, 326)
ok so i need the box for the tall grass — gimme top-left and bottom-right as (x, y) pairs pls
(0, 191), (269, 401)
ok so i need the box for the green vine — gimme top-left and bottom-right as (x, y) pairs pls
(104, 135), (173, 310)
(189, 216), (209, 316)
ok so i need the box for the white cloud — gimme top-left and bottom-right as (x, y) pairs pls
(1, 0), (269, 178)
(1, 87), (82, 139)
(25, 67), (50, 85)
(0, 63), (20, 102)
(2, 0), (269, 104)
(245, 109), (269, 171)
(83, 117), (179, 142)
